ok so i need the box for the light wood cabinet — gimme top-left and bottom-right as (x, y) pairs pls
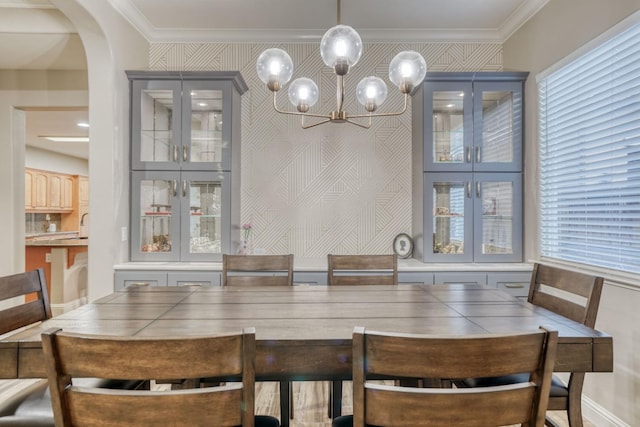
(34, 171), (48, 209)
(26, 168), (76, 213)
(61, 175), (89, 232)
(48, 174), (62, 209)
(62, 176), (74, 210)
(25, 170), (33, 209)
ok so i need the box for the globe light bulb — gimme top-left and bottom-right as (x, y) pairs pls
(320, 25), (362, 75)
(356, 76), (388, 112)
(389, 51), (427, 94)
(288, 78), (319, 113)
(256, 48), (294, 92)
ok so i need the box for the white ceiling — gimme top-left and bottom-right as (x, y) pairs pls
(2, 0), (549, 160)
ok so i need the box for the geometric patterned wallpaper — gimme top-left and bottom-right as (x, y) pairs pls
(149, 42), (502, 257)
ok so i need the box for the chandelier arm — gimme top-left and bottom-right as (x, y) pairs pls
(272, 91), (331, 119)
(344, 118), (372, 129)
(347, 94), (410, 119)
(301, 117), (332, 129)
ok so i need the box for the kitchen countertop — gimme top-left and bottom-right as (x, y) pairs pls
(25, 238), (88, 247)
(113, 258), (533, 272)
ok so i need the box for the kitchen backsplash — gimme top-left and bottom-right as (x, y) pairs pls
(26, 213), (61, 235)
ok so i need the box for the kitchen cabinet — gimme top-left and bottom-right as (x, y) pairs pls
(61, 175), (89, 232)
(114, 270), (221, 290)
(127, 71), (247, 262)
(25, 168), (75, 213)
(487, 271), (531, 299)
(412, 72), (527, 262)
(425, 172), (522, 262)
(130, 170), (230, 262)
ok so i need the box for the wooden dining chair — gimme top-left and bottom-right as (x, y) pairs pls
(332, 325), (558, 427)
(221, 254), (294, 424)
(41, 327), (279, 427)
(0, 269), (151, 426)
(459, 263), (604, 427)
(326, 254), (398, 418)
(327, 254), (397, 286)
(0, 268), (54, 425)
(223, 254), (294, 287)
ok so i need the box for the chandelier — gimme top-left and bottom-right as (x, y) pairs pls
(255, 0), (427, 129)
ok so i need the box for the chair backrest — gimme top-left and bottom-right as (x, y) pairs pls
(351, 326), (558, 427)
(327, 255), (397, 286)
(528, 263), (604, 328)
(0, 268), (51, 335)
(41, 327), (257, 427)
(222, 254), (294, 287)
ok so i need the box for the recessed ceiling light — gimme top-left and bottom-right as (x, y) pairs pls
(77, 122), (90, 128)
(446, 104), (454, 108)
(39, 136), (89, 142)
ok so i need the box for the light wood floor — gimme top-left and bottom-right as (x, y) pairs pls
(254, 381), (596, 427)
(0, 379), (596, 426)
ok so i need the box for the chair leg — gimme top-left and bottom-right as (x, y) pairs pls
(331, 380), (342, 418)
(289, 382), (294, 419)
(279, 381), (290, 427)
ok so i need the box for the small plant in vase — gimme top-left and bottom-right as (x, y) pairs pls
(238, 223), (252, 255)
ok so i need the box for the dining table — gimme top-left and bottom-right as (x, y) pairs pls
(0, 283), (613, 426)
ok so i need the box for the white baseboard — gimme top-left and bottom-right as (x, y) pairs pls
(51, 298), (88, 317)
(583, 395), (629, 427)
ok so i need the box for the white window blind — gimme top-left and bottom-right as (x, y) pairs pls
(539, 23), (640, 274)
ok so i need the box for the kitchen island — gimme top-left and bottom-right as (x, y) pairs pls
(25, 236), (88, 315)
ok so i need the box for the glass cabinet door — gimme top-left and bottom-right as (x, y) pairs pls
(181, 81), (232, 171)
(424, 82), (473, 172)
(473, 173), (522, 262)
(424, 172), (522, 262)
(131, 171), (181, 261)
(180, 171), (230, 261)
(131, 80), (181, 170)
(473, 81), (523, 172)
(425, 173), (473, 262)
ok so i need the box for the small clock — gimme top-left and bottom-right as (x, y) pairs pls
(393, 233), (413, 259)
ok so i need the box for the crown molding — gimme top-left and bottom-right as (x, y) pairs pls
(0, 0), (54, 8)
(499, 0), (550, 41)
(109, 0), (547, 45)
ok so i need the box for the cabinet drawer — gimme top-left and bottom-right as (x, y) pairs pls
(168, 272), (220, 287)
(398, 272), (434, 285)
(434, 272), (487, 286)
(114, 271), (167, 290)
(293, 272), (327, 286)
(487, 271), (531, 299)
(496, 281), (529, 298)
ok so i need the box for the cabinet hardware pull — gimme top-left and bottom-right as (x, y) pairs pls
(183, 146), (188, 162)
(178, 282), (203, 287)
(505, 283), (525, 288)
(476, 181), (481, 197)
(466, 181), (471, 198)
(182, 180), (187, 197)
(466, 147), (471, 163)
(476, 146), (481, 163)
(173, 145), (178, 162)
(128, 282), (150, 287)
(172, 179), (177, 197)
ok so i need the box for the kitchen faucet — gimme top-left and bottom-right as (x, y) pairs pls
(80, 213), (88, 226)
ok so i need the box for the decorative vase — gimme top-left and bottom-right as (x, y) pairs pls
(238, 239), (249, 255)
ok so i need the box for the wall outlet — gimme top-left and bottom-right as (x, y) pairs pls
(253, 248), (266, 255)
(45, 253), (51, 263)
(121, 227), (128, 242)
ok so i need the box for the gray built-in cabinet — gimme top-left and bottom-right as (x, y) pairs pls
(126, 71), (248, 261)
(412, 72), (528, 262)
